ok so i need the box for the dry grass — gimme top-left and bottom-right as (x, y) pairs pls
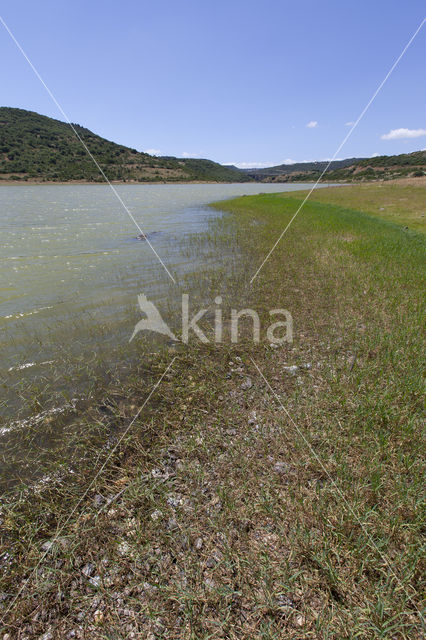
(0, 184), (424, 639)
(280, 178), (426, 231)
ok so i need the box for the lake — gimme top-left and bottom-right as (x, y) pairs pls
(0, 182), (329, 488)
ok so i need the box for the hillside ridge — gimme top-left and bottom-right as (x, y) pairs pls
(0, 107), (249, 183)
(244, 151), (426, 182)
(1, 107), (424, 184)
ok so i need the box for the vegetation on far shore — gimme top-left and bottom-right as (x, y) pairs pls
(0, 181), (424, 638)
(0, 108), (249, 183)
(246, 151), (426, 183)
(1, 107), (425, 186)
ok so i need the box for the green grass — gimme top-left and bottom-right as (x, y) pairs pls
(0, 184), (424, 638)
(277, 180), (426, 231)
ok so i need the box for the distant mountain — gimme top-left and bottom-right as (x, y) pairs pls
(242, 157), (362, 176)
(2, 108), (424, 184)
(0, 108), (250, 183)
(244, 152), (426, 182)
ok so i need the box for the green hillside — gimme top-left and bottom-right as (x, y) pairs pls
(246, 151), (426, 182)
(244, 157), (363, 177)
(0, 108), (249, 183)
(2, 107), (424, 184)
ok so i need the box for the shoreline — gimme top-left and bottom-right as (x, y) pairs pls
(0, 179), (242, 186)
(1, 175), (424, 187)
(0, 178), (343, 186)
(0, 182), (424, 638)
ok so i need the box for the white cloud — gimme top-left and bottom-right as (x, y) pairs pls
(300, 157), (343, 163)
(306, 121), (318, 128)
(228, 159), (295, 169)
(181, 151), (204, 158)
(229, 161), (274, 169)
(381, 128), (426, 140)
(345, 121), (355, 127)
(144, 148), (161, 156)
(227, 157), (354, 169)
(371, 152), (380, 157)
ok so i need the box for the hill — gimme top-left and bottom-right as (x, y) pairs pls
(244, 152), (426, 182)
(0, 107), (250, 183)
(2, 108), (424, 184)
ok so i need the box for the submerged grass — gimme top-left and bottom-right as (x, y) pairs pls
(0, 182), (424, 638)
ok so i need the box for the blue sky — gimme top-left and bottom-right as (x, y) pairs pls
(1, 0), (425, 167)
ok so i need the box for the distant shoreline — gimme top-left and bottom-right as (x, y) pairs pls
(1, 176), (424, 186)
(0, 179), (245, 186)
(0, 179), (342, 187)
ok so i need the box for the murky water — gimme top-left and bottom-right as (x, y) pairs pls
(0, 182), (330, 488)
(1, 183), (326, 368)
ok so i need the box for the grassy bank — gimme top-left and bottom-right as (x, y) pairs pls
(0, 183), (424, 639)
(278, 177), (426, 231)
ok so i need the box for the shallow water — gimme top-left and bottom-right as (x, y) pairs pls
(0, 182), (331, 487)
(0, 183), (328, 373)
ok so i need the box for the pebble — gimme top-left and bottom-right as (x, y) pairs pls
(167, 518), (178, 530)
(56, 536), (70, 549)
(206, 550), (223, 567)
(93, 609), (104, 625)
(273, 461), (291, 475)
(81, 563), (95, 577)
(166, 495), (181, 508)
(295, 614), (306, 627)
(89, 575), (101, 587)
(117, 541), (131, 556)
(151, 509), (163, 521)
(276, 594), (295, 609)
(204, 577), (216, 589)
(194, 537), (203, 550)
(93, 494), (104, 507)
(241, 377), (253, 390)
(151, 468), (169, 480)
(283, 365), (299, 375)
(248, 410), (258, 425)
